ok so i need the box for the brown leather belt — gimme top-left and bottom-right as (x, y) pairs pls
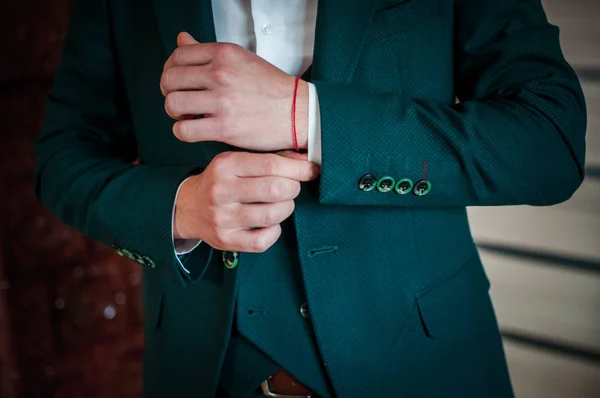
(259, 368), (319, 397)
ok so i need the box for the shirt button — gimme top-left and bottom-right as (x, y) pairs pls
(261, 24), (274, 35)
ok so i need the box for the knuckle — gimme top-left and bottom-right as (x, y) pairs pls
(164, 92), (179, 116)
(211, 211), (227, 228)
(220, 114), (238, 140)
(263, 208), (280, 226)
(213, 230), (229, 247)
(206, 184), (223, 206)
(161, 68), (176, 92)
(172, 47), (185, 64)
(212, 151), (234, 171)
(213, 151), (232, 161)
(252, 235), (270, 253)
(286, 200), (296, 215)
(267, 180), (283, 200)
(216, 43), (238, 60)
(172, 121), (187, 140)
(160, 71), (169, 92)
(216, 113), (231, 135)
(289, 180), (301, 197)
(215, 90), (233, 113)
(212, 67), (233, 86)
(263, 155), (280, 176)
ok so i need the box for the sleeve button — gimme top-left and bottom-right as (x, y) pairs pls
(413, 180), (431, 196)
(376, 176), (395, 193)
(395, 178), (413, 195)
(358, 174), (377, 191)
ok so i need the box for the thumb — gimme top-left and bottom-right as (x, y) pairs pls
(276, 150), (309, 161)
(177, 31), (199, 46)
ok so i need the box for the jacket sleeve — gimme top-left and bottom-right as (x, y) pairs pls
(34, 0), (210, 286)
(313, 0), (587, 207)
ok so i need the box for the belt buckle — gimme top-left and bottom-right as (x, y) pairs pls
(260, 380), (315, 398)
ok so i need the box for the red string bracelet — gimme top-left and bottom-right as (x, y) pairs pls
(291, 75), (301, 152)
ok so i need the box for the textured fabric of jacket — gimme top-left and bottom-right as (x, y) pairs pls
(34, 0), (586, 397)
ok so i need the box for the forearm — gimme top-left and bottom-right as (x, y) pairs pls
(35, 121), (200, 285)
(314, 78), (585, 207)
(34, 0), (202, 286)
(314, 0), (586, 207)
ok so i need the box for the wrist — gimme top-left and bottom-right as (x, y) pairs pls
(173, 174), (198, 240)
(294, 79), (309, 150)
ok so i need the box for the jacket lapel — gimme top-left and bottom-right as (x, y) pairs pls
(152, 0), (217, 57)
(311, 0), (378, 83)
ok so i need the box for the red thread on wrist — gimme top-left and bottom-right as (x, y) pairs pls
(291, 76), (301, 152)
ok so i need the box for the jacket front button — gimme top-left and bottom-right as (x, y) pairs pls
(358, 174), (377, 192)
(300, 302), (310, 318)
(222, 251), (239, 269)
(395, 178), (413, 195)
(413, 180), (431, 196)
(376, 176), (395, 193)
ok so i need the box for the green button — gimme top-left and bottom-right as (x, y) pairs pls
(141, 255), (156, 268)
(358, 174), (377, 192)
(376, 176), (395, 193)
(222, 251), (239, 269)
(300, 302), (310, 319)
(395, 178), (413, 195)
(413, 180), (431, 196)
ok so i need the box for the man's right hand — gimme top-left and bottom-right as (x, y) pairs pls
(173, 151), (320, 252)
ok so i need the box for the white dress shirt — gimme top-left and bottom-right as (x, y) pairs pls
(173, 0), (322, 270)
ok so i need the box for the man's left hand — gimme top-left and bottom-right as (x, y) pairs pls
(160, 32), (308, 152)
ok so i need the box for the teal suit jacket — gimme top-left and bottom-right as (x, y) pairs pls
(35, 0), (586, 396)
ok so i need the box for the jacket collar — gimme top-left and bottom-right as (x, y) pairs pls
(152, 0), (378, 84)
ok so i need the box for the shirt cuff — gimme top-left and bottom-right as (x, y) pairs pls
(307, 82), (322, 166)
(172, 176), (202, 274)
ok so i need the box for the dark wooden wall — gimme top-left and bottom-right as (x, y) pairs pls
(0, 1), (145, 397)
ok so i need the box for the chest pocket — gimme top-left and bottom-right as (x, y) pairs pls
(368, 0), (439, 41)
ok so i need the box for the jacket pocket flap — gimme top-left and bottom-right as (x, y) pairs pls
(415, 253), (491, 339)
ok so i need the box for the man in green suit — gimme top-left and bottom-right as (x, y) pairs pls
(35, 0), (586, 396)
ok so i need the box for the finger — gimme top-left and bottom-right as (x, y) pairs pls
(177, 31), (199, 47)
(229, 177), (301, 203)
(275, 150), (309, 161)
(233, 201), (295, 229)
(161, 65), (216, 95)
(172, 116), (221, 142)
(232, 153), (320, 181)
(165, 91), (219, 120)
(164, 43), (217, 69)
(222, 224), (282, 253)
